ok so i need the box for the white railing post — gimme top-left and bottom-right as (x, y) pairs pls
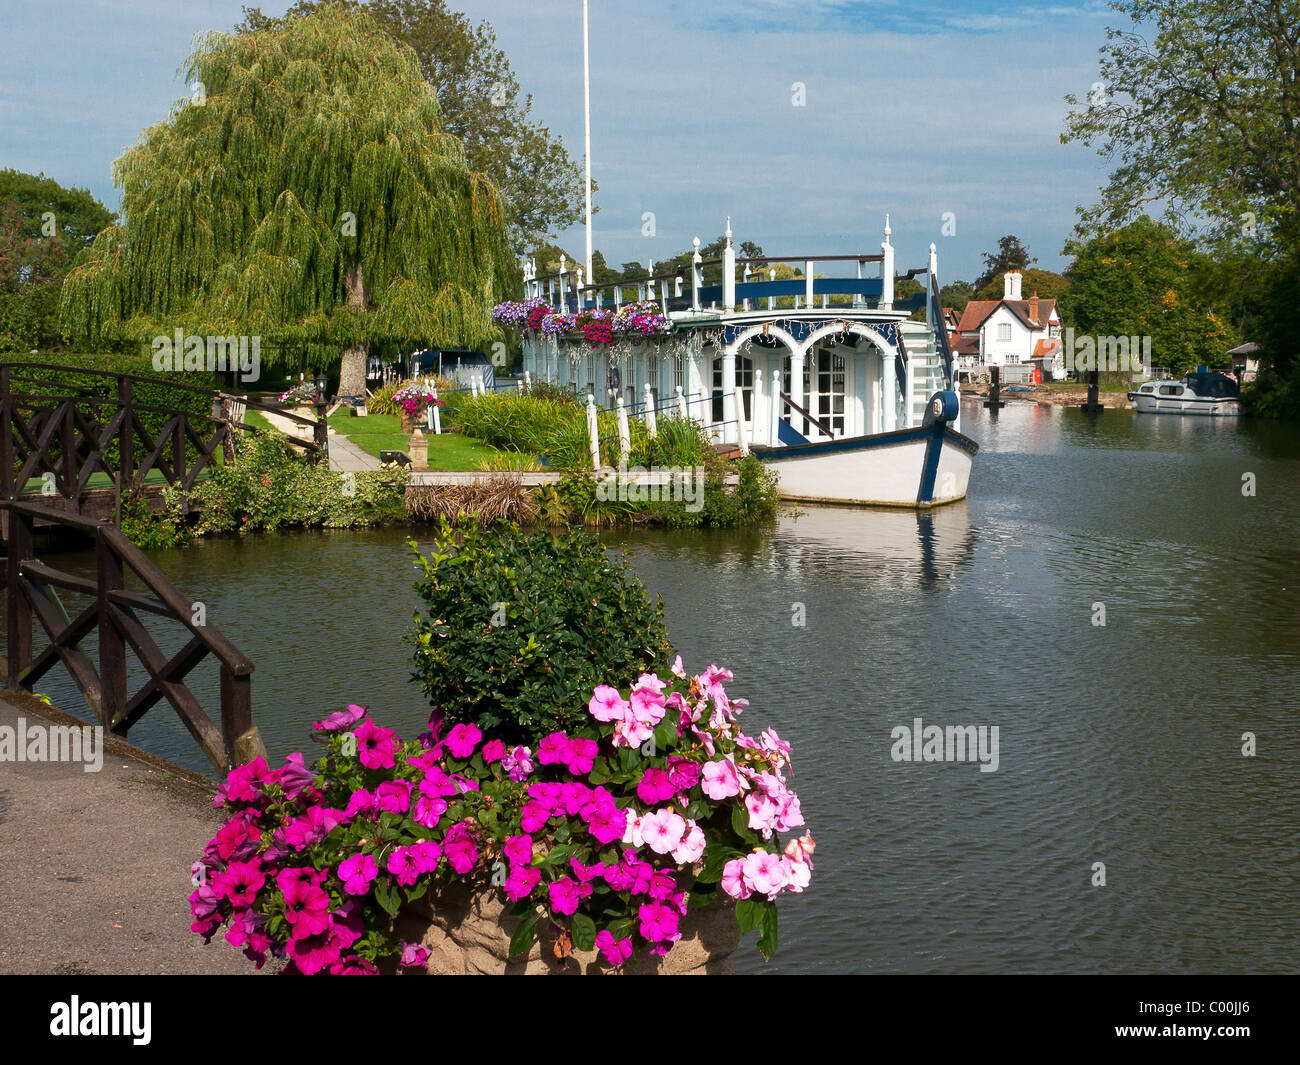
(881, 214), (894, 311)
(770, 368), (781, 445)
(733, 386), (749, 455)
(616, 395), (631, 462)
(722, 217), (736, 311)
(676, 384), (687, 420)
(691, 236), (702, 311)
(559, 255), (568, 311)
(805, 260), (814, 308)
(767, 268), (776, 311)
(742, 263), (751, 312)
(751, 365), (764, 445)
(721, 346), (737, 444)
(431, 386), (442, 434)
(576, 267), (585, 311)
(586, 393), (600, 469)
(644, 381), (657, 440)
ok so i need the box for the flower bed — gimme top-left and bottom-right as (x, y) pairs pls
(191, 660), (813, 974)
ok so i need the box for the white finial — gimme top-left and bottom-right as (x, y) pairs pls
(884, 213), (891, 239)
(929, 242), (937, 256)
(559, 254), (567, 273)
(693, 236), (701, 254)
(725, 216), (732, 244)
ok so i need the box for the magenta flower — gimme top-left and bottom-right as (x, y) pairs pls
(213, 815), (258, 861)
(443, 824), (478, 875)
(288, 929), (343, 975)
(313, 704), (368, 732)
(585, 802), (627, 846)
(637, 900), (681, 944)
(211, 860), (265, 907)
(504, 834), (534, 867)
(338, 853), (378, 895)
(223, 757), (273, 804)
(481, 738), (505, 764)
(445, 723), (481, 759)
(558, 782), (592, 816)
(282, 880), (332, 938)
(276, 752), (316, 799)
(636, 768), (676, 805)
(330, 955), (379, 975)
(562, 736), (598, 775)
(520, 802), (551, 834)
(503, 864), (541, 901)
(569, 857), (605, 883)
(374, 779), (413, 815)
(400, 942), (431, 969)
(413, 795), (448, 829)
(548, 877), (586, 916)
(537, 732), (570, 767)
(666, 758), (701, 793)
(595, 930), (634, 966)
(344, 788), (374, 820)
(409, 840), (443, 874)
(387, 846), (422, 887)
(354, 719), (398, 769)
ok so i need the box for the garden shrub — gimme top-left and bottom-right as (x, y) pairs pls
(185, 430), (407, 534)
(408, 520), (674, 746)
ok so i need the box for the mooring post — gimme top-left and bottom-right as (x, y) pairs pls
(314, 399), (328, 459)
(1080, 368), (1105, 413)
(984, 365), (1006, 409)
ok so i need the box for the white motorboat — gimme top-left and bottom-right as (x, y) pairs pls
(1128, 368), (1243, 416)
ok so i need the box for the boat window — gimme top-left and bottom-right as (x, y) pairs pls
(711, 355), (754, 423)
(1140, 385), (1154, 392)
(1158, 385), (1182, 396)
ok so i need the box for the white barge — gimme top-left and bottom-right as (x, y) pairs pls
(1128, 368), (1243, 416)
(512, 217), (976, 508)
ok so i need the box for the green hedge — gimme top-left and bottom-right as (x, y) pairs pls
(408, 520), (675, 746)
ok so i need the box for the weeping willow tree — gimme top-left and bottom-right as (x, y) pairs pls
(61, 4), (513, 393)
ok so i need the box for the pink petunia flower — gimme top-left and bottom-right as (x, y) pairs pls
(338, 853), (379, 895)
(445, 723), (481, 759)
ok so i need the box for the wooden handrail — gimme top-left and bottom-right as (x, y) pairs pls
(0, 498), (261, 770)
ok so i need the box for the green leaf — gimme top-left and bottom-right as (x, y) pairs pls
(570, 912), (596, 952)
(735, 897), (766, 936)
(541, 843), (577, 868)
(757, 902), (779, 961)
(588, 757), (612, 786)
(509, 909), (541, 957)
(696, 842), (741, 885)
(731, 803), (754, 840)
(373, 878), (401, 917)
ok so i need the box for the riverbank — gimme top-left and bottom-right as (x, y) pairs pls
(961, 383), (1132, 409)
(0, 688), (260, 975)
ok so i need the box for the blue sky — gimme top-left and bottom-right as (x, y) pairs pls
(0, 0), (1125, 284)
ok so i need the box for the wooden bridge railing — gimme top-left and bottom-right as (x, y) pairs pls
(0, 362), (327, 509)
(0, 499), (263, 772)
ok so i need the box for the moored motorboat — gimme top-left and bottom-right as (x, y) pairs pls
(1128, 367), (1242, 416)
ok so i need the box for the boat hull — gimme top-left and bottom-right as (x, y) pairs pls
(752, 422), (978, 508)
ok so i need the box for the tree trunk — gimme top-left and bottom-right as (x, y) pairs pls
(338, 344), (367, 399)
(338, 262), (371, 399)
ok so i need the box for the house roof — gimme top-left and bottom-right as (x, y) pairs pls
(951, 335), (980, 355)
(1031, 338), (1061, 359)
(957, 297), (1058, 333)
(1228, 342), (1260, 355)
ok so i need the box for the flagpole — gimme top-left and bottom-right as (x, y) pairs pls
(583, 0), (593, 292)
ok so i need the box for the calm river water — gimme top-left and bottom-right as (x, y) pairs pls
(14, 400), (1300, 973)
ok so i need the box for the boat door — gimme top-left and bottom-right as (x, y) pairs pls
(712, 354), (754, 439)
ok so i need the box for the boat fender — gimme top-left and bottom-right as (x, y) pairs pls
(922, 390), (959, 427)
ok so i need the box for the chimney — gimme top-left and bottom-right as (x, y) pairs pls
(1004, 270), (1022, 301)
(1029, 290), (1039, 324)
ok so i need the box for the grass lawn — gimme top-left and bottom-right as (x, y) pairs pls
(327, 410), (504, 470)
(1038, 378), (1132, 393)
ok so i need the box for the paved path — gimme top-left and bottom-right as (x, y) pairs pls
(328, 432), (382, 473)
(0, 693), (261, 975)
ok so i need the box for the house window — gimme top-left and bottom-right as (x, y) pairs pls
(997, 323), (1011, 341)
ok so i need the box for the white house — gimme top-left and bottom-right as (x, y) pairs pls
(951, 271), (1063, 380)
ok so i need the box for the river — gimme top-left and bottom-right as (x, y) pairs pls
(11, 399), (1300, 973)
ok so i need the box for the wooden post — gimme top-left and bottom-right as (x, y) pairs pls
(96, 527), (126, 731)
(1, 366), (13, 502)
(314, 399), (328, 458)
(220, 666), (260, 769)
(984, 365), (1006, 410)
(6, 506), (32, 688)
(1080, 368), (1105, 413)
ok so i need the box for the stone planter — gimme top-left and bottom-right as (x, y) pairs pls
(388, 876), (740, 975)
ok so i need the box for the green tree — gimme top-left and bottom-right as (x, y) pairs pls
(974, 268), (1071, 304)
(0, 170), (115, 352)
(939, 279), (974, 314)
(1061, 0), (1299, 248)
(240, 0), (587, 249)
(61, 5), (512, 396)
(1062, 217), (1232, 374)
(974, 235), (1036, 291)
